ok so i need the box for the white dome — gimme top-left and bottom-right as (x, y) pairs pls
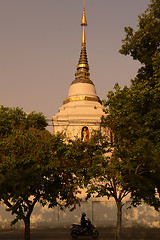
(67, 82), (97, 98)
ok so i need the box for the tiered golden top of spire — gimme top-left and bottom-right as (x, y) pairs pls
(71, 0), (93, 85)
(77, 0), (89, 70)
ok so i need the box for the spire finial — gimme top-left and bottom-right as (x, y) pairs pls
(81, 0), (87, 44)
(81, 0), (87, 26)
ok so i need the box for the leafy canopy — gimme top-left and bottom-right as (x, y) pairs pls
(0, 107), (80, 240)
(102, 0), (160, 209)
(0, 105), (48, 136)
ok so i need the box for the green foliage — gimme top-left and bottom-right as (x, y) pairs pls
(119, 0), (160, 80)
(74, 132), (130, 201)
(25, 111), (48, 130)
(0, 106), (79, 240)
(69, 132), (129, 240)
(103, 82), (160, 209)
(0, 106), (48, 137)
(0, 128), (75, 222)
(66, 132), (110, 188)
(0, 106), (26, 136)
(102, 0), (160, 210)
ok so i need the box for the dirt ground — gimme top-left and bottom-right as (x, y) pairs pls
(0, 227), (160, 240)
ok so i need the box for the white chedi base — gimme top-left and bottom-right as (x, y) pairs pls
(52, 99), (104, 139)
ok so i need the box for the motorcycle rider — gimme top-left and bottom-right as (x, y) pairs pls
(81, 212), (88, 233)
(71, 213), (99, 238)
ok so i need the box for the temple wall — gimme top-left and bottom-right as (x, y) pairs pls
(0, 197), (160, 229)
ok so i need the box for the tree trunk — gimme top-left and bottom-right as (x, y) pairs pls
(24, 215), (30, 240)
(115, 200), (122, 240)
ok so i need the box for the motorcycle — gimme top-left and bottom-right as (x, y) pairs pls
(71, 219), (99, 239)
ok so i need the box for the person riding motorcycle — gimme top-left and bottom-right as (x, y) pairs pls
(81, 212), (88, 233)
(71, 213), (99, 238)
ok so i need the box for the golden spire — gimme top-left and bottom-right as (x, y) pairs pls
(71, 0), (92, 85)
(77, 0), (89, 69)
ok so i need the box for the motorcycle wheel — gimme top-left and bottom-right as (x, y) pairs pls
(71, 229), (79, 239)
(91, 229), (99, 238)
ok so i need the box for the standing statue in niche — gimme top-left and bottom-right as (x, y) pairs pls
(81, 126), (89, 142)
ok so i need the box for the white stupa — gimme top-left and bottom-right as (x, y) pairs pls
(52, 2), (104, 140)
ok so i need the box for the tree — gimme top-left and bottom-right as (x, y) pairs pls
(0, 105), (48, 136)
(119, 0), (160, 80)
(102, 0), (160, 211)
(102, 83), (160, 207)
(68, 133), (130, 240)
(0, 107), (79, 240)
(78, 1), (160, 238)
(0, 128), (79, 240)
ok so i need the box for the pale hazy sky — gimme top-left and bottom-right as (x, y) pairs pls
(0, 0), (150, 124)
